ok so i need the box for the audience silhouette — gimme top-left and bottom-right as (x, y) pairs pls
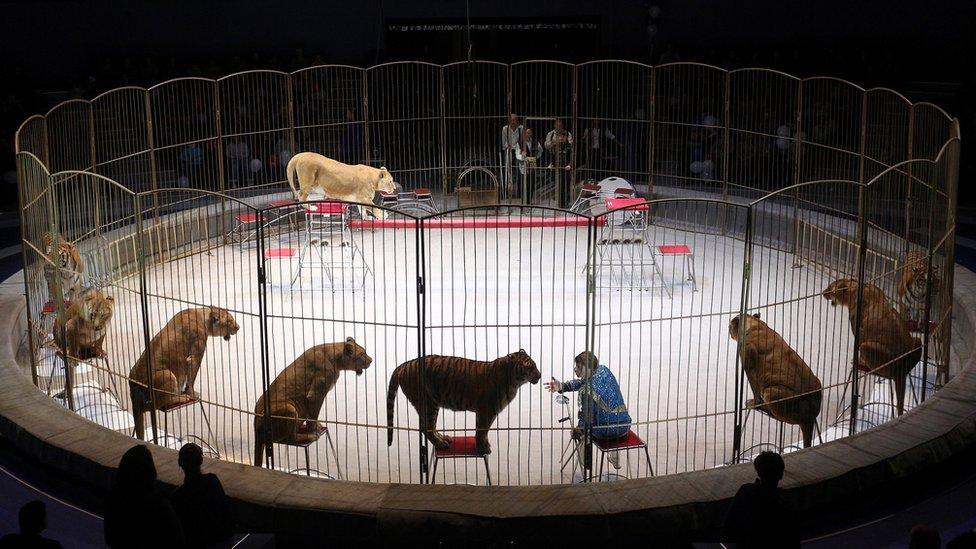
(723, 451), (800, 548)
(910, 524), (942, 549)
(103, 444), (183, 548)
(171, 443), (233, 547)
(0, 500), (63, 549)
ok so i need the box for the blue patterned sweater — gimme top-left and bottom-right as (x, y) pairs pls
(560, 364), (632, 440)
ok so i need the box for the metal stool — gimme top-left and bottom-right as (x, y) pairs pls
(274, 423), (342, 480)
(594, 430), (654, 480)
(429, 436), (492, 485)
(656, 244), (698, 292)
(146, 397), (220, 458)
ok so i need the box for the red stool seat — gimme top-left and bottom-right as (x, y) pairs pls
(306, 202), (347, 214)
(657, 244), (692, 255)
(270, 199), (298, 208)
(236, 213), (258, 223)
(614, 187), (635, 196)
(594, 430), (647, 452)
(434, 436), (488, 457)
(414, 187), (432, 197)
(159, 397), (199, 414)
(42, 301), (57, 314)
(581, 183), (600, 193)
(429, 435), (492, 485)
(593, 429), (654, 479)
(606, 198), (649, 211)
(265, 247), (297, 258)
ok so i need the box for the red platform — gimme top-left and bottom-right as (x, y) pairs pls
(657, 244), (692, 255)
(594, 429), (647, 452)
(306, 202), (348, 214)
(236, 213), (259, 223)
(605, 198), (649, 211)
(265, 247), (297, 258)
(349, 216), (597, 230)
(434, 436), (487, 457)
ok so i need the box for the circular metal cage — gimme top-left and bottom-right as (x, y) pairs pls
(14, 60), (961, 486)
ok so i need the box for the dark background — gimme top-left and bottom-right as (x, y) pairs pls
(1, 0), (973, 212)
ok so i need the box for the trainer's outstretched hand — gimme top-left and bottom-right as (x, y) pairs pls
(544, 377), (561, 393)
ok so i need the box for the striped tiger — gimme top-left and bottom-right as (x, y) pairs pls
(41, 231), (84, 304)
(386, 350), (542, 454)
(898, 251), (941, 320)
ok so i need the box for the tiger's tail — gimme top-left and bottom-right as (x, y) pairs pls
(387, 366), (402, 446)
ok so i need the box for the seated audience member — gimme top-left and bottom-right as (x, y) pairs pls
(947, 529), (976, 548)
(171, 443), (233, 548)
(545, 351), (632, 468)
(723, 451), (800, 548)
(0, 501), (62, 549)
(104, 445), (184, 548)
(909, 525), (942, 549)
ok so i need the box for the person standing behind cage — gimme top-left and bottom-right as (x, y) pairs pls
(516, 127), (544, 203)
(545, 118), (574, 207)
(500, 113), (523, 199)
(545, 351), (631, 469)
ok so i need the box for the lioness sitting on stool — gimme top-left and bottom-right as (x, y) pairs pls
(286, 151), (397, 219)
(129, 307), (240, 440)
(729, 313), (823, 448)
(253, 338), (372, 467)
(823, 279), (922, 415)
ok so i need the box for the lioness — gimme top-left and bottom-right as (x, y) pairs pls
(253, 338), (372, 467)
(729, 313), (823, 447)
(129, 307), (240, 440)
(823, 279), (922, 415)
(286, 152), (396, 219)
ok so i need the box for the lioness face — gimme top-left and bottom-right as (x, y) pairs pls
(728, 313), (762, 341)
(376, 167), (397, 194)
(513, 350), (542, 385)
(342, 337), (373, 376)
(207, 308), (240, 341)
(822, 279), (855, 307)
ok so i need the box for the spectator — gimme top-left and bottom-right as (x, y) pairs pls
(171, 443), (232, 548)
(723, 451), (800, 548)
(500, 113), (522, 197)
(545, 351), (632, 469)
(516, 127), (544, 202)
(104, 445), (183, 548)
(947, 529), (976, 548)
(544, 118), (573, 206)
(909, 525), (942, 549)
(0, 500), (63, 548)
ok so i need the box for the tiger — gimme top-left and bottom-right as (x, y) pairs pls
(823, 278), (922, 415)
(53, 287), (115, 362)
(386, 350), (542, 454)
(897, 251), (941, 321)
(41, 231), (84, 304)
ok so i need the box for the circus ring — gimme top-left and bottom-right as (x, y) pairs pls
(5, 60), (969, 543)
